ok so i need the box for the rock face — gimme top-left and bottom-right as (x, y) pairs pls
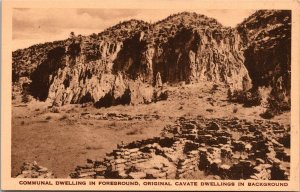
(237, 10), (291, 104)
(24, 20), (154, 106)
(12, 11), (290, 108)
(12, 41), (64, 84)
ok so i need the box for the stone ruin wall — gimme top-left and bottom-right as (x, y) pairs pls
(17, 117), (290, 180)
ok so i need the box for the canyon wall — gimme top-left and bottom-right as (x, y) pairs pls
(12, 11), (290, 108)
(237, 10), (291, 104)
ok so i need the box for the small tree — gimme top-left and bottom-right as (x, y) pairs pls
(69, 32), (75, 39)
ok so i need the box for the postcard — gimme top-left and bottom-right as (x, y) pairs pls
(1, 0), (299, 191)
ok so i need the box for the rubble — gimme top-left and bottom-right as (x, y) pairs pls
(81, 112), (161, 121)
(70, 117), (290, 180)
(16, 161), (55, 178)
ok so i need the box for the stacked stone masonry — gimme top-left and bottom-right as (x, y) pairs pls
(16, 161), (55, 178)
(81, 112), (161, 121)
(69, 116), (290, 180)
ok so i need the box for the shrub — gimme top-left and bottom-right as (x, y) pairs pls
(267, 95), (290, 113)
(22, 94), (32, 103)
(59, 115), (68, 121)
(159, 90), (169, 100)
(45, 116), (52, 120)
(260, 95), (290, 119)
(154, 89), (169, 102)
(210, 84), (219, 94)
(260, 109), (275, 119)
(229, 89), (262, 107)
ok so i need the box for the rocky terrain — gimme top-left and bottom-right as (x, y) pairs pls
(16, 114), (290, 180)
(12, 10), (291, 179)
(68, 117), (290, 180)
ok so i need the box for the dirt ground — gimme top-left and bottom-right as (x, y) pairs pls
(11, 82), (290, 178)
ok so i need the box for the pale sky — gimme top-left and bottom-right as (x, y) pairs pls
(13, 9), (255, 51)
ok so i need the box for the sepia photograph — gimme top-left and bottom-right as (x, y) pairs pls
(1, 0), (300, 191)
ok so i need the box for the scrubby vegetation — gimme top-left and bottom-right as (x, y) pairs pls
(260, 95), (290, 119)
(21, 93), (32, 103)
(153, 89), (169, 102)
(228, 88), (262, 107)
(228, 88), (290, 119)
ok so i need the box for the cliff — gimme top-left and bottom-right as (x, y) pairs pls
(12, 11), (290, 109)
(237, 10), (291, 106)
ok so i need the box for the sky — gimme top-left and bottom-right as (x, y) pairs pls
(12, 9), (255, 51)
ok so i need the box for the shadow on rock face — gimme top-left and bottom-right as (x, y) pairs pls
(94, 89), (131, 108)
(28, 46), (66, 101)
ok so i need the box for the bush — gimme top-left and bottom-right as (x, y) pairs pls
(210, 84), (219, 94)
(59, 115), (68, 121)
(260, 109), (275, 119)
(229, 89), (262, 107)
(154, 89), (169, 102)
(260, 95), (290, 119)
(22, 94), (32, 103)
(159, 91), (169, 100)
(267, 96), (290, 113)
(45, 116), (52, 120)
